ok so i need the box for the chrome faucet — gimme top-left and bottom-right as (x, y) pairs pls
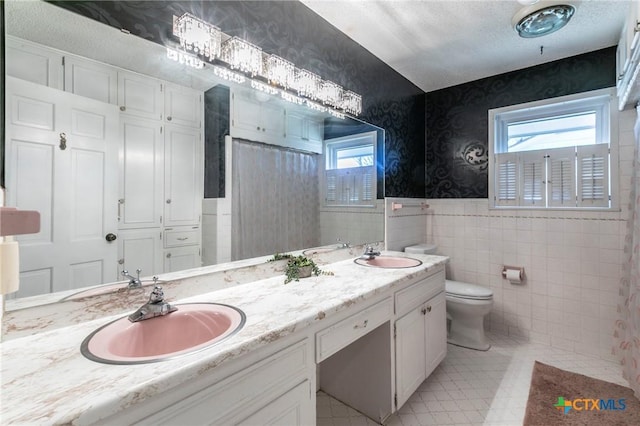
(337, 238), (351, 248)
(122, 268), (142, 289)
(360, 245), (381, 260)
(128, 285), (178, 323)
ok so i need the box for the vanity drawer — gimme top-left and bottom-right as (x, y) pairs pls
(316, 297), (392, 363)
(164, 226), (200, 248)
(395, 269), (445, 317)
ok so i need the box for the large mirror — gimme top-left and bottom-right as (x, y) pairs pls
(3, 1), (384, 307)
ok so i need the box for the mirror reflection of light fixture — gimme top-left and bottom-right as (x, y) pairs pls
(221, 36), (263, 77)
(168, 12), (362, 117)
(512, 2), (575, 38)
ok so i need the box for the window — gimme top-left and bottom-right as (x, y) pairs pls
(323, 131), (377, 207)
(489, 89), (618, 209)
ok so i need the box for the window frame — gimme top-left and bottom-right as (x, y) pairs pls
(321, 130), (378, 208)
(488, 88), (619, 211)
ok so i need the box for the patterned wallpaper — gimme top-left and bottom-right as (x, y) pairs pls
(49, 1), (426, 197)
(425, 47), (617, 198)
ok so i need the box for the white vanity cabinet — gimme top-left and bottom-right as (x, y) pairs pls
(117, 70), (164, 120)
(105, 339), (315, 426)
(163, 226), (202, 272)
(285, 109), (324, 154)
(394, 270), (447, 409)
(116, 228), (163, 280)
(118, 116), (164, 229)
(230, 89), (286, 144)
(163, 125), (203, 228)
(5, 36), (63, 89)
(64, 55), (118, 105)
(164, 83), (202, 128)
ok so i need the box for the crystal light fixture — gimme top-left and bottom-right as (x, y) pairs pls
(169, 13), (363, 117)
(221, 37), (263, 76)
(264, 55), (296, 88)
(173, 13), (222, 61)
(295, 69), (322, 100)
(342, 91), (362, 116)
(166, 48), (204, 69)
(319, 81), (343, 109)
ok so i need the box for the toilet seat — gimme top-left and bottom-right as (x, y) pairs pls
(446, 280), (493, 301)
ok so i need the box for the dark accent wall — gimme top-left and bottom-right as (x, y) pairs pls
(204, 86), (230, 198)
(425, 47), (617, 198)
(50, 1), (426, 197)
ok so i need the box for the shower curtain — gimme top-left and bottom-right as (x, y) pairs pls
(231, 139), (320, 261)
(614, 104), (640, 398)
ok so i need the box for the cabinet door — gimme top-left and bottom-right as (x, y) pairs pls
(231, 90), (262, 137)
(164, 246), (201, 273)
(237, 381), (313, 426)
(5, 36), (63, 89)
(119, 116), (163, 229)
(164, 83), (202, 128)
(64, 56), (118, 104)
(260, 101), (286, 141)
(118, 71), (163, 120)
(117, 228), (163, 280)
(395, 306), (427, 409)
(164, 125), (202, 227)
(425, 292), (447, 377)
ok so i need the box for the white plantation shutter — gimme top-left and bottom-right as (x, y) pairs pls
(577, 144), (609, 207)
(495, 153), (518, 206)
(548, 147), (576, 207)
(324, 165), (375, 206)
(521, 150), (546, 206)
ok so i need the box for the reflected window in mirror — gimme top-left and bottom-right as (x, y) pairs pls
(323, 131), (377, 207)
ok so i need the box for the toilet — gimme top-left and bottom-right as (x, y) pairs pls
(404, 243), (493, 351)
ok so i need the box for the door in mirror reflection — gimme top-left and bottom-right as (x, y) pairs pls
(6, 78), (119, 297)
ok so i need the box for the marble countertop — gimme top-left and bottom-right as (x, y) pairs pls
(0, 251), (447, 425)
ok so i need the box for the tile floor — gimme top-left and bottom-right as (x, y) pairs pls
(316, 331), (627, 425)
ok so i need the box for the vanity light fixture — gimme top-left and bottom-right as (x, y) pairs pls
(173, 13), (222, 61)
(168, 12), (362, 117)
(264, 54), (296, 88)
(512, 2), (575, 38)
(221, 36), (263, 77)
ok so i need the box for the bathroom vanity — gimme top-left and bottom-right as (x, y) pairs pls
(0, 251), (447, 425)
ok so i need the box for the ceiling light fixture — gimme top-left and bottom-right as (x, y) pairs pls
(512, 2), (575, 38)
(168, 12), (362, 118)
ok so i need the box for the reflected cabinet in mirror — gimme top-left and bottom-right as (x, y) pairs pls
(2, 0), (384, 307)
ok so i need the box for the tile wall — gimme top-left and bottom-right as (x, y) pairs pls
(386, 106), (635, 361)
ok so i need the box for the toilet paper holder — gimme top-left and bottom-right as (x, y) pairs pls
(502, 266), (525, 280)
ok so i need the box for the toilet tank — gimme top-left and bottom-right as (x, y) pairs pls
(404, 243), (437, 255)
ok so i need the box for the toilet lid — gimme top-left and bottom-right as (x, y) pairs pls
(446, 280), (493, 300)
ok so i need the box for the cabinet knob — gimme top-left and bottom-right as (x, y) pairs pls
(118, 258), (124, 265)
(167, 116), (172, 121)
(427, 305), (432, 313)
(166, 199), (172, 204)
(353, 319), (368, 329)
(166, 253), (172, 258)
(120, 106), (126, 112)
(105, 233), (117, 242)
(256, 126), (261, 131)
(421, 307), (427, 315)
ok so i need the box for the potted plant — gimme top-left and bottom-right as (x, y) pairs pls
(282, 255), (332, 284)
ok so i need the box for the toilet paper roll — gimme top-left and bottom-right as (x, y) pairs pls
(506, 268), (522, 284)
(0, 239), (20, 295)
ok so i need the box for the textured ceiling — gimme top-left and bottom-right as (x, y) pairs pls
(302, 0), (631, 92)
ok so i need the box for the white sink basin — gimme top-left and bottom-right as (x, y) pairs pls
(81, 303), (245, 364)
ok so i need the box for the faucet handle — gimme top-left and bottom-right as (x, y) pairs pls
(121, 269), (129, 276)
(148, 285), (165, 304)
